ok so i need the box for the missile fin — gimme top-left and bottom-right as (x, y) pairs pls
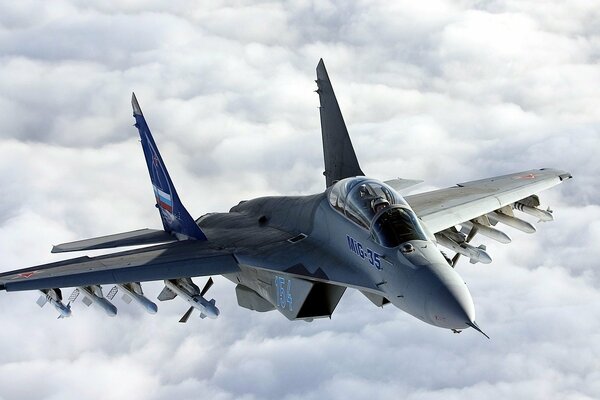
(200, 277), (214, 297)
(106, 285), (118, 300)
(158, 286), (177, 301)
(122, 293), (132, 304)
(67, 288), (80, 304)
(179, 306), (194, 323)
(131, 282), (144, 295)
(36, 294), (47, 308)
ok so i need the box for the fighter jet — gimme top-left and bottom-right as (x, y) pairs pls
(0, 60), (571, 336)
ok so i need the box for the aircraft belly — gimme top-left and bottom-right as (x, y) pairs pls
(235, 284), (275, 312)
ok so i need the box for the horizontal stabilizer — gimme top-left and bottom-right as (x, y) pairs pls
(52, 228), (177, 253)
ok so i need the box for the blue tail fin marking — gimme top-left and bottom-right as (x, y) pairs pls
(131, 93), (207, 241)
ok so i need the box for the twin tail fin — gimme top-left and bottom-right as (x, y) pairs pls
(132, 93), (207, 241)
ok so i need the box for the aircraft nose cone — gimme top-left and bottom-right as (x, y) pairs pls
(426, 279), (475, 330)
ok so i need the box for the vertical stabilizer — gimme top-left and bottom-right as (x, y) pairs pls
(132, 93), (207, 241)
(316, 59), (364, 187)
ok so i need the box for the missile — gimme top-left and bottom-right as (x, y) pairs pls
(37, 288), (72, 318)
(514, 202), (554, 222)
(164, 278), (219, 322)
(118, 283), (158, 314)
(441, 228), (467, 244)
(80, 285), (118, 317)
(435, 234), (492, 264)
(488, 211), (536, 233)
(461, 221), (512, 244)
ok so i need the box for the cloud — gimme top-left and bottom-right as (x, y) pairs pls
(0, 1), (599, 400)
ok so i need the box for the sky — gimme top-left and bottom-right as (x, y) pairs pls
(0, 1), (599, 399)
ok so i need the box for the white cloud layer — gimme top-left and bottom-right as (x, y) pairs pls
(0, 1), (599, 399)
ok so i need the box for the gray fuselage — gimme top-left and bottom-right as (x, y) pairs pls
(198, 179), (475, 330)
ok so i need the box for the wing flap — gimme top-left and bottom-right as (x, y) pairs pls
(0, 241), (239, 292)
(406, 168), (571, 234)
(51, 228), (177, 253)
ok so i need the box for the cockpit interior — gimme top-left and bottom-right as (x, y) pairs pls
(328, 178), (427, 247)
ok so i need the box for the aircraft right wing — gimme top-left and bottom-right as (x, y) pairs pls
(0, 240), (239, 292)
(1, 221), (382, 294)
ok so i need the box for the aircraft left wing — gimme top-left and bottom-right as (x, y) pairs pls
(0, 241), (239, 292)
(405, 168), (572, 234)
(405, 168), (572, 233)
(405, 168), (572, 266)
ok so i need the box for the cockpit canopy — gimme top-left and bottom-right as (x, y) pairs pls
(328, 177), (427, 247)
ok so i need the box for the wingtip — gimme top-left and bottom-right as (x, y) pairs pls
(131, 92), (143, 116)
